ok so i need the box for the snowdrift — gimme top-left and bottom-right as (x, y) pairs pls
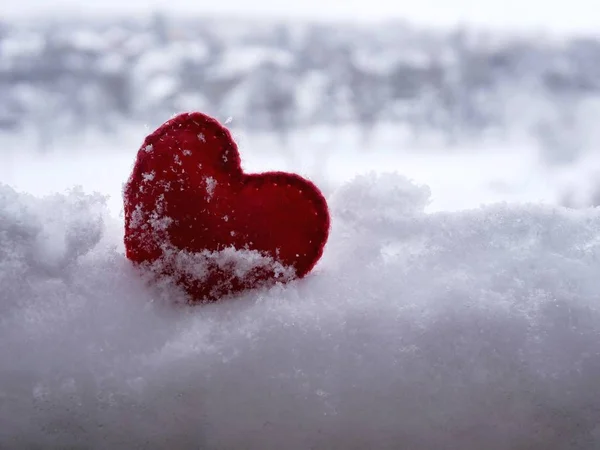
(2, 173), (600, 449)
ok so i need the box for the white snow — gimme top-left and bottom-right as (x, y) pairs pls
(205, 176), (217, 201)
(208, 46), (293, 78)
(2, 128), (600, 448)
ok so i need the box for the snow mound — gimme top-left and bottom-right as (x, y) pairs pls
(2, 173), (600, 449)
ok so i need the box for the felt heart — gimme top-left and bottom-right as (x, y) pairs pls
(123, 112), (330, 303)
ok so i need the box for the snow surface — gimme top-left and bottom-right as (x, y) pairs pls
(2, 130), (600, 448)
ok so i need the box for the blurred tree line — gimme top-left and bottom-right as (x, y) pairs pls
(2, 14), (600, 160)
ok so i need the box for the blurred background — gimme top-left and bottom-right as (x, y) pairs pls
(3, 0), (600, 211)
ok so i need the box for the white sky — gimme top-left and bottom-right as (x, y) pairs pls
(5, 0), (600, 35)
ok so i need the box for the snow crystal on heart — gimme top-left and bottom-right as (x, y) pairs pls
(205, 176), (217, 201)
(141, 242), (296, 302)
(165, 245), (295, 281)
(128, 203), (144, 229)
(146, 193), (173, 231)
(149, 214), (173, 232)
(142, 171), (155, 182)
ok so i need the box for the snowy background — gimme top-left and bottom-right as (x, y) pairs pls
(3, 6), (600, 449)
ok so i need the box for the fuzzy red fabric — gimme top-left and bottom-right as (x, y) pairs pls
(123, 112), (330, 303)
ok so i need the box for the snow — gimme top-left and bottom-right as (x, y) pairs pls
(204, 176), (217, 201)
(0, 33), (45, 62)
(208, 46), (293, 78)
(2, 126), (600, 448)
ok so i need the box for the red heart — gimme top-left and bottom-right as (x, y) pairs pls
(123, 112), (330, 303)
